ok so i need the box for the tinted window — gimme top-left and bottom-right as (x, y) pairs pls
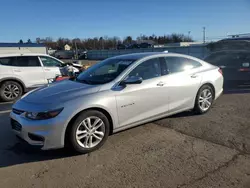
(40, 56), (62, 67)
(128, 58), (161, 80)
(204, 51), (246, 68)
(12, 56), (41, 67)
(165, 57), (201, 73)
(0, 57), (15, 66)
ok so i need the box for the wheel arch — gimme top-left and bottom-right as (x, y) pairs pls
(199, 82), (216, 99)
(64, 107), (114, 146)
(0, 77), (26, 92)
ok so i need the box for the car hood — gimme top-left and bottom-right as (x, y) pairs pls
(22, 80), (101, 104)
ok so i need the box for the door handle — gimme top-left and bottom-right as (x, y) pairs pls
(157, 82), (165, 86)
(13, 69), (21, 72)
(44, 69), (50, 71)
(190, 74), (198, 78)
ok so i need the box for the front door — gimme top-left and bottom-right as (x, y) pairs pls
(12, 56), (46, 88)
(39, 56), (62, 81)
(115, 57), (169, 127)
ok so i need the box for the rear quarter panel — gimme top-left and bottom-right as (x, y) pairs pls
(199, 65), (224, 99)
(0, 65), (14, 79)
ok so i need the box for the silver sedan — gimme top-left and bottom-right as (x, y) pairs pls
(10, 52), (223, 153)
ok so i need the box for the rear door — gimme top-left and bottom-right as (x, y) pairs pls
(12, 56), (46, 88)
(161, 56), (203, 113)
(0, 57), (15, 78)
(39, 56), (62, 81)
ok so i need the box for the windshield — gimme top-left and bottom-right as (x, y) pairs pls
(76, 58), (135, 84)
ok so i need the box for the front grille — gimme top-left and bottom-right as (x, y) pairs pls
(12, 108), (25, 115)
(11, 119), (22, 131)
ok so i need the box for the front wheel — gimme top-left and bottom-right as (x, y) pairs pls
(67, 110), (110, 154)
(194, 85), (214, 114)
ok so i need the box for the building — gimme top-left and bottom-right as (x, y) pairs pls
(64, 44), (71, 51)
(0, 43), (47, 54)
(164, 42), (205, 47)
(228, 33), (250, 38)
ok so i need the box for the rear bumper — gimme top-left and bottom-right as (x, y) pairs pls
(215, 88), (223, 100)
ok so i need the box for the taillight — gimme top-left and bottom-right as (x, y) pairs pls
(218, 68), (223, 75)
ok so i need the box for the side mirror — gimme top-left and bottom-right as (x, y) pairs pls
(121, 76), (143, 85)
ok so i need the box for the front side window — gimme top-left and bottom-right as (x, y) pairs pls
(77, 58), (135, 84)
(165, 57), (201, 74)
(128, 58), (161, 80)
(40, 56), (62, 67)
(12, 56), (41, 67)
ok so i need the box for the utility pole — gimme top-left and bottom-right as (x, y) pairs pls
(203, 27), (206, 44)
(74, 40), (78, 59)
(188, 31), (191, 40)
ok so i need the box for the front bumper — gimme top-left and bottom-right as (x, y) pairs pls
(10, 112), (67, 150)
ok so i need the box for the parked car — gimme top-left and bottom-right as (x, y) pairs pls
(127, 44), (140, 49)
(10, 52), (223, 154)
(78, 51), (88, 60)
(54, 51), (74, 59)
(0, 53), (81, 102)
(204, 50), (250, 87)
(117, 44), (127, 50)
(139, 42), (153, 48)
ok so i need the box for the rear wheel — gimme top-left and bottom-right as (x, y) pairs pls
(0, 81), (23, 102)
(194, 85), (214, 114)
(67, 110), (110, 154)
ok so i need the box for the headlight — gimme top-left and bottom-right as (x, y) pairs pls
(25, 108), (64, 120)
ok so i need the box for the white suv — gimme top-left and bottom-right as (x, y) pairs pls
(0, 53), (80, 102)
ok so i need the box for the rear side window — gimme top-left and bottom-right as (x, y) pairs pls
(0, 57), (15, 66)
(12, 56), (41, 67)
(164, 57), (202, 74)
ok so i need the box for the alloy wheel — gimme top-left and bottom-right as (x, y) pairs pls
(198, 89), (213, 111)
(75, 116), (105, 149)
(3, 84), (20, 100)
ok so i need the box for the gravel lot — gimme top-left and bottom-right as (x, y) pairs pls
(0, 87), (250, 188)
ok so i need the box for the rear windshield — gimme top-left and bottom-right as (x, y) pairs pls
(204, 51), (250, 68)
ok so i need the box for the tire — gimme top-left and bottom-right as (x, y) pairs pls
(0, 81), (23, 102)
(194, 85), (214, 114)
(67, 110), (110, 154)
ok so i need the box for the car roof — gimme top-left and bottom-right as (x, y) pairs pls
(0, 53), (50, 58)
(111, 52), (170, 60)
(206, 50), (250, 56)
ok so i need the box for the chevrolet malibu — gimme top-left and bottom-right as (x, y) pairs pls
(10, 52), (223, 154)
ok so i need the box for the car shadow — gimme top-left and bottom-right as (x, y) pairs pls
(0, 139), (80, 168)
